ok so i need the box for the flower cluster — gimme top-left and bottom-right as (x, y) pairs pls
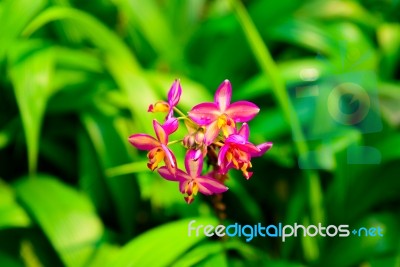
(128, 80), (272, 204)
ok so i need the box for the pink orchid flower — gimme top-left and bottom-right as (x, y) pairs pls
(158, 150), (228, 204)
(218, 123), (272, 179)
(148, 79), (182, 119)
(188, 80), (259, 145)
(128, 120), (177, 175)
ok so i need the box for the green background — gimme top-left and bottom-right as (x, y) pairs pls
(0, 0), (399, 266)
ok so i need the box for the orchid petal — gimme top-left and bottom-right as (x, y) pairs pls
(251, 142), (273, 157)
(148, 101), (169, 113)
(179, 180), (187, 194)
(238, 123), (249, 140)
(188, 102), (220, 125)
(225, 101), (260, 122)
(226, 134), (247, 145)
(158, 167), (186, 182)
(168, 79), (182, 107)
(153, 120), (168, 144)
(203, 120), (220, 145)
(224, 125), (236, 136)
(190, 149), (203, 161)
(185, 150), (203, 177)
(237, 142), (260, 154)
(196, 177), (228, 195)
(128, 134), (159, 150)
(162, 144), (177, 175)
(214, 80), (232, 112)
(218, 161), (233, 175)
(217, 145), (229, 167)
(163, 117), (178, 135)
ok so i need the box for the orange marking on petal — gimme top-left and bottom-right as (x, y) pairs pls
(146, 147), (164, 171)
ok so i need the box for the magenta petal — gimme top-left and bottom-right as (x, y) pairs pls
(153, 120), (168, 144)
(252, 142), (273, 157)
(179, 180), (187, 193)
(219, 162), (233, 175)
(238, 123), (249, 140)
(225, 101), (260, 122)
(217, 145), (229, 167)
(239, 142), (260, 154)
(185, 150), (203, 177)
(162, 144), (177, 174)
(196, 177), (228, 195)
(226, 134), (247, 145)
(158, 167), (186, 181)
(163, 117), (178, 135)
(193, 149), (203, 161)
(203, 120), (220, 145)
(128, 134), (159, 150)
(188, 102), (220, 125)
(214, 80), (232, 112)
(168, 79), (182, 107)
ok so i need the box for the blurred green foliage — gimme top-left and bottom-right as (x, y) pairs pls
(0, 0), (399, 266)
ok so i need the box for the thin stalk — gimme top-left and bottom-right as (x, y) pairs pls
(173, 107), (187, 118)
(167, 139), (183, 146)
(228, 0), (324, 262)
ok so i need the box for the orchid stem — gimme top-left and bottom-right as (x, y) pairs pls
(228, 0), (324, 262)
(167, 139), (183, 146)
(177, 116), (190, 121)
(173, 107), (187, 118)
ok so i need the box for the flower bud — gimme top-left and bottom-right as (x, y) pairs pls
(183, 134), (196, 149)
(194, 129), (205, 145)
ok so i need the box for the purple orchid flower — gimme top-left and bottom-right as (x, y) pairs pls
(128, 120), (177, 175)
(218, 123), (272, 179)
(148, 79), (182, 120)
(158, 150), (228, 204)
(188, 80), (259, 145)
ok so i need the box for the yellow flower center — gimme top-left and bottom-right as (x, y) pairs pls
(184, 180), (199, 196)
(217, 114), (235, 136)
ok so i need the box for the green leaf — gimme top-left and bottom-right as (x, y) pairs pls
(322, 213), (400, 267)
(109, 217), (218, 267)
(195, 252), (228, 267)
(377, 24), (400, 79)
(236, 58), (332, 100)
(81, 110), (140, 238)
(0, 180), (31, 230)
(378, 82), (400, 127)
(114, 0), (184, 68)
(8, 41), (56, 175)
(0, 251), (23, 267)
(23, 6), (159, 133)
(0, 118), (19, 150)
(0, 0), (46, 62)
(367, 255), (400, 267)
(13, 175), (104, 267)
(78, 129), (114, 225)
(298, 0), (379, 29)
(172, 242), (225, 267)
(86, 243), (120, 267)
(375, 133), (400, 163)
